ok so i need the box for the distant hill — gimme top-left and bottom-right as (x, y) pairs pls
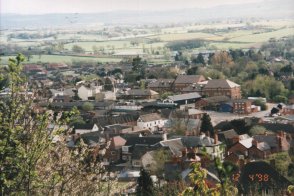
(1, 0), (293, 29)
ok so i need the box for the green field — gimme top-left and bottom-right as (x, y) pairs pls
(208, 42), (259, 50)
(0, 55), (122, 64)
(58, 33), (103, 40)
(1, 19), (294, 60)
(64, 40), (132, 51)
(229, 28), (294, 43)
(148, 32), (218, 41)
(64, 40), (167, 52)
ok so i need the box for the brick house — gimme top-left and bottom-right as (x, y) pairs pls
(173, 75), (206, 91)
(105, 136), (126, 163)
(227, 137), (252, 157)
(180, 83), (205, 94)
(233, 99), (252, 114)
(248, 140), (271, 159)
(203, 79), (241, 100)
(226, 132), (290, 162)
(253, 131), (290, 153)
(283, 104), (294, 115)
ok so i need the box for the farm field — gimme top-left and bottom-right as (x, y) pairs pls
(229, 27), (294, 42)
(64, 40), (167, 52)
(207, 42), (258, 50)
(147, 32), (219, 41)
(58, 33), (104, 40)
(64, 40), (131, 51)
(1, 19), (293, 64)
(0, 55), (122, 64)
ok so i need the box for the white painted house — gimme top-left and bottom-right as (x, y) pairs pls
(78, 85), (102, 101)
(74, 123), (99, 134)
(137, 113), (168, 132)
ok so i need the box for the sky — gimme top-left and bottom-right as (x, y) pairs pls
(1, 0), (264, 15)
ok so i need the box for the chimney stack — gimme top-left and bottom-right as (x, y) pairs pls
(182, 148), (187, 157)
(239, 159), (245, 170)
(214, 130), (219, 144)
(232, 136), (240, 144)
(162, 132), (167, 141)
(252, 139), (258, 147)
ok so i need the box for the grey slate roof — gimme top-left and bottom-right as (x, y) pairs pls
(80, 131), (101, 146)
(257, 123), (294, 133)
(123, 135), (163, 147)
(174, 75), (205, 84)
(131, 145), (150, 159)
(218, 129), (238, 143)
(126, 89), (158, 96)
(148, 79), (174, 88)
(168, 92), (201, 102)
(180, 135), (220, 147)
(160, 138), (184, 156)
(138, 113), (163, 122)
(256, 142), (271, 151)
(204, 96), (231, 103)
(74, 123), (96, 130)
(253, 135), (280, 148)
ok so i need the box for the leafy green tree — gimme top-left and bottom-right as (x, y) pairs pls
(136, 168), (154, 196)
(72, 45), (85, 53)
(249, 125), (267, 136)
(104, 77), (114, 91)
(268, 152), (292, 176)
(211, 51), (234, 73)
(132, 55), (146, 80)
(273, 95), (288, 103)
(288, 185), (294, 195)
(151, 148), (172, 177)
(200, 113), (214, 136)
(0, 54), (114, 195)
(192, 53), (205, 65)
(242, 75), (288, 100)
(199, 68), (225, 79)
(132, 55), (143, 72)
(82, 102), (94, 111)
(158, 181), (185, 196)
(252, 99), (267, 111)
(280, 64), (293, 74)
(187, 66), (199, 75)
(214, 159), (238, 196)
(182, 161), (238, 196)
(182, 162), (219, 196)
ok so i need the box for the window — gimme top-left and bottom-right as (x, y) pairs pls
(111, 151), (116, 155)
(122, 146), (129, 152)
